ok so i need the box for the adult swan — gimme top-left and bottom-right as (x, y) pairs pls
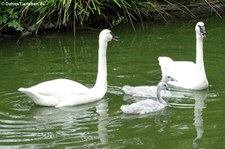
(18, 29), (119, 107)
(158, 22), (208, 90)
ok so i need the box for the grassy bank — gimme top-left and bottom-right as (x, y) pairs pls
(0, 0), (224, 36)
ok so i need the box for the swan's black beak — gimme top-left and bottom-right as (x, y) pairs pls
(198, 25), (206, 37)
(111, 32), (119, 41)
(202, 32), (206, 37)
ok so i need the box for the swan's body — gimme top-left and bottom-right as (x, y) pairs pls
(122, 75), (174, 97)
(158, 22), (208, 90)
(120, 82), (168, 115)
(18, 29), (118, 107)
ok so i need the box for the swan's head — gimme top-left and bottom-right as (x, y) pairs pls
(99, 29), (119, 42)
(195, 22), (206, 38)
(157, 82), (168, 105)
(161, 75), (177, 83)
(157, 82), (169, 91)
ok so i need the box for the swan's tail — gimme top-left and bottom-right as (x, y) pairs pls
(158, 57), (173, 75)
(18, 88), (32, 95)
(18, 87), (34, 98)
(120, 105), (134, 114)
(122, 85), (133, 95)
(18, 88), (27, 92)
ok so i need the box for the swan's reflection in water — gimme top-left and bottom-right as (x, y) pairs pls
(96, 100), (109, 145)
(29, 99), (109, 147)
(169, 89), (207, 148)
(192, 90), (207, 148)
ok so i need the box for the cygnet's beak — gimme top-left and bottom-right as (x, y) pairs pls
(166, 86), (170, 91)
(164, 83), (170, 91)
(171, 77), (178, 82)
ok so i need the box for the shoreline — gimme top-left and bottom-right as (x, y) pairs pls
(0, 1), (224, 38)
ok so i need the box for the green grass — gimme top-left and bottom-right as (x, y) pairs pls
(0, 0), (223, 36)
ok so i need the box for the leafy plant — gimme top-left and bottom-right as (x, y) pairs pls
(0, 0), (223, 35)
(0, 8), (24, 32)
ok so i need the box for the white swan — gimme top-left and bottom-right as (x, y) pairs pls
(18, 29), (119, 107)
(120, 82), (168, 115)
(122, 76), (176, 97)
(122, 75), (175, 97)
(158, 22), (208, 90)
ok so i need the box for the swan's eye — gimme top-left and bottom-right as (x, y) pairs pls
(110, 31), (115, 37)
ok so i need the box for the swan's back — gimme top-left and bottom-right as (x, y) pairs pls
(120, 99), (165, 115)
(18, 79), (90, 106)
(158, 57), (197, 80)
(122, 85), (157, 97)
(158, 58), (206, 89)
(19, 79), (90, 95)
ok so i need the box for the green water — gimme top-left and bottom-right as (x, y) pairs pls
(0, 16), (225, 148)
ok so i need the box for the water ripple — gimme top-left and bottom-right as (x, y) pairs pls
(0, 93), (109, 148)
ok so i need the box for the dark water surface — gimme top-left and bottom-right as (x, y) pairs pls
(0, 16), (225, 148)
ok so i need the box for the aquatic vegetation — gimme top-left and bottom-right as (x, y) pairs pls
(0, 0), (223, 35)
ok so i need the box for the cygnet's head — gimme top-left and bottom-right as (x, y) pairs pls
(195, 22), (206, 38)
(161, 75), (177, 83)
(156, 82), (169, 105)
(157, 82), (169, 91)
(99, 29), (119, 42)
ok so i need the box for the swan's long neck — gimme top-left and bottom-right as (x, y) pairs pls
(196, 34), (205, 71)
(156, 86), (166, 105)
(93, 39), (108, 96)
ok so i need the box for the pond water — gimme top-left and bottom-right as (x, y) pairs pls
(0, 16), (225, 148)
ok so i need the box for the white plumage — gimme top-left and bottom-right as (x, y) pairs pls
(120, 82), (168, 115)
(122, 75), (174, 97)
(158, 22), (208, 90)
(18, 29), (119, 107)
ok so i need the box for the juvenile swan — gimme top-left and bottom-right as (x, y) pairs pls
(158, 22), (208, 90)
(120, 82), (168, 115)
(122, 75), (175, 97)
(18, 29), (119, 107)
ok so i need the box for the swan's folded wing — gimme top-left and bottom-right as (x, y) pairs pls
(122, 85), (157, 97)
(121, 99), (165, 115)
(26, 79), (90, 97)
(159, 57), (197, 81)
